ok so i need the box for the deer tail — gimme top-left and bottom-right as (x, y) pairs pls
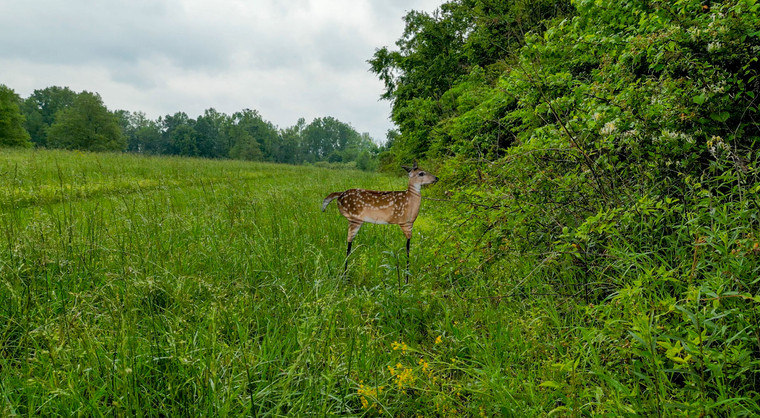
(322, 192), (341, 212)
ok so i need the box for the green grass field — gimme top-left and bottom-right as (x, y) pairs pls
(1, 148), (549, 416)
(4, 148), (757, 416)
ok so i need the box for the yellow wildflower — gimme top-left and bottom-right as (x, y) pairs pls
(393, 363), (415, 389)
(418, 358), (430, 372)
(435, 335), (443, 344)
(392, 341), (409, 353)
(357, 383), (383, 410)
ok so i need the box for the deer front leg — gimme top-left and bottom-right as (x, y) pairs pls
(345, 220), (363, 272)
(406, 238), (410, 270)
(400, 223), (413, 282)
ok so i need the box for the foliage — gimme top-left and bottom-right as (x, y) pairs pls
(116, 110), (162, 153)
(21, 86), (77, 147)
(301, 117), (376, 164)
(13, 86), (380, 170)
(1, 146), (758, 415)
(0, 85), (31, 148)
(3, 0), (759, 413)
(373, 0), (760, 414)
(46, 91), (126, 151)
(227, 109), (276, 161)
(369, 0), (574, 165)
(194, 108), (229, 158)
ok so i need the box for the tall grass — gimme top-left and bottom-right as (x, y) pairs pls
(2, 148), (758, 416)
(0, 148), (537, 416)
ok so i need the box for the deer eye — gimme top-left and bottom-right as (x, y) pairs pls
(418, 172), (425, 176)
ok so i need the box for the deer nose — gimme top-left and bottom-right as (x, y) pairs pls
(432, 176), (439, 183)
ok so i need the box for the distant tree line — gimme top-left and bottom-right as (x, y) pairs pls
(0, 85), (380, 170)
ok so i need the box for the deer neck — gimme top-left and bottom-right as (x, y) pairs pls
(404, 182), (422, 221)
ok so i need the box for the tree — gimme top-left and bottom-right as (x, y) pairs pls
(133, 122), (162, 154)
(356, 150), (376, 171)
(116, 110), (162, 153)
(21, 86), (77, 147)
(227, 109), (277, 161)
(278, 118), (307, 164)
(169, 124), (199, 156)
(368, 6), (470, 160)
(194, 108), (229, 158)
(0, 85), (32, 147)
(8, 84), (380, 168)
(302, 117), (363, 161)
(369, 0), (573, 160)
(229, 130), (263, 161)
(47, 91), (126, 151)
(161, 112), (198, 156)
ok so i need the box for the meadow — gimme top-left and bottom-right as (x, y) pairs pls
(2, 148), (759, 416)
(0, 148), (537, 416)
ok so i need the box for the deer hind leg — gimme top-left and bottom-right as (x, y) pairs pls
(345, 220), (363, 271)
(399, 223), (413, 282)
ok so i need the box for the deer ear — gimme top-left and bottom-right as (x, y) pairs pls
(401, 164), (413, 172)
(413, 160), (418, 170)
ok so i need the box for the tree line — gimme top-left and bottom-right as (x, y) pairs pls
(0, 85), (380, 170)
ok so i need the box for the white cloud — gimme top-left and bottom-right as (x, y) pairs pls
(0, 0), (442, 142)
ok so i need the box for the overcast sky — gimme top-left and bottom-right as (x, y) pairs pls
(0, 0), (442, 143)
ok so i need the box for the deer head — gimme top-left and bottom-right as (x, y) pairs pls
(402, 160), (438, 190)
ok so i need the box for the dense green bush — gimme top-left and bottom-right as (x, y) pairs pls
(376, 0), (760, 413)
(433, 0), (760, 285)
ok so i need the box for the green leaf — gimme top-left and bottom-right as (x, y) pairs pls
(692, 94), (706, 105)
(539, 381), (561, 388)
(548, 406), (569, 415)
(710, 112), (730, 122)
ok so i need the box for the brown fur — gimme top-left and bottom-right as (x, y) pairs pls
(323, 164), (438, 242)
(322, 162), (438, 275)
